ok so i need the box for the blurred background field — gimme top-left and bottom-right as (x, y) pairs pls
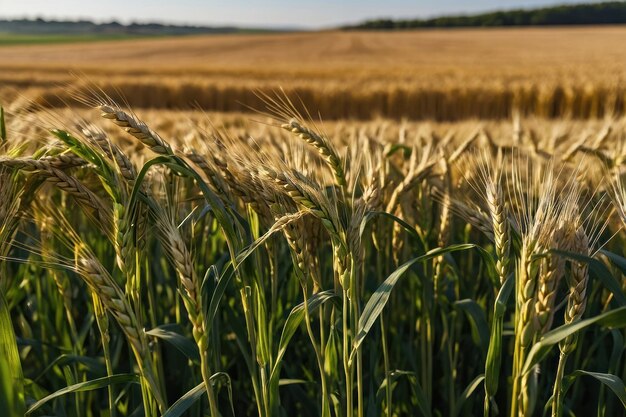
(2, 26), (626, 120)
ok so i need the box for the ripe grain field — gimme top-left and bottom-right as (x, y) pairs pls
(1, 25), (626, 417)
(2, 27), (626, 119)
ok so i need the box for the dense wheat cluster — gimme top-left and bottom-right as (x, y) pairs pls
(0, 89), (625, 417)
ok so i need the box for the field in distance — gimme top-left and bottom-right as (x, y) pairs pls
(2, 27), (626, 120)
(0, 33), (141, 46)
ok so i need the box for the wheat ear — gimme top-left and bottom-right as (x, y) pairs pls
(98, 104), (172, 155)
(153, 208), (220, 416)
(281, 119), (346, 187)
(74, 244), (166, 410)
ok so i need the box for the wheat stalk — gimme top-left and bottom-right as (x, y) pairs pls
(73, 243), (166, 411)
(552, 224), (590, 417)
(152, 205), (220, 416)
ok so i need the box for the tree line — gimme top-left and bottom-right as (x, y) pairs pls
(345, 2), (626, 30)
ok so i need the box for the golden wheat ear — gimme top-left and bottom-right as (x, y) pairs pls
(73, 87), (174, 156)
(252, 89), (347, 188)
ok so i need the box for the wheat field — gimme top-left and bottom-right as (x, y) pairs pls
(2, 27), (626, 119)
(1, 27), (626, 417)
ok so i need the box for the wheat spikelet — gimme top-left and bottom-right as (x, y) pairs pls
(535, 224), (569, 334)
(73, 123), (144, 274)
(560, 226), (590, 354)
(151, 203), (208, 352)
(518, 239), (541, 352)
(281, 118), (346, 187)
(270, 202), (316, 286)
(212, 151), (260, 206)
(150, 200), (223, 414)
(111, 202), (136, 278)
(361, 180), (382, 213)
(1, 157), (110, 225)
(359, 145), (385, 213)
(41, 153), (87, 169)
(516, 238), (541, 417)
(487, 179), (510, 285)
(348, 197), (367, 274)
(509, 156), (565, 417)
(72, 243), (166, 410)
(387, 145), (436, 265)
(252, 160), (351, 287)
(256, 166), (338, 235)
(98, 104), (172, 155)
(186, 140), (275, 224)
(431, 185), (494, 240)
(79, 122), (137, 182)
(0, 154), (85, 171)
(186, 150), (231, 200)
(74, 246), (144, 352)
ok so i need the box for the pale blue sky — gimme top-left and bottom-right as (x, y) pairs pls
(0, 0), (608, 28)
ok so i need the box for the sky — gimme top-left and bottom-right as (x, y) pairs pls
(0, 0), (610, 28)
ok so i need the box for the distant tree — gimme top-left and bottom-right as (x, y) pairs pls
(345, 1), (626, 30)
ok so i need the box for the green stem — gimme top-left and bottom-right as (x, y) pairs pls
(143, 256), (168, 404)
(303, 286), (330, 417)
(443, 312), (456, 417)
(93, 295), (116, 417)
(351, 258), (363, 417)
(102, 332), (116, 417)
(510, 335), (524, 417)
(200, 349), (220, 417)
(240, 287), (265, 417)
(551, 352), (568, 417)
(357, 348), (363, 417)
(511, 253), (524, 417)
(426, 309), (433, 408)
(510, 343), (519, 417)
(260, 365), (270, 417)
(381, 314), (392, 416)
(141, 365), (167, 415)
(420, 312), (428, 408)
(343, 288), (354, 417)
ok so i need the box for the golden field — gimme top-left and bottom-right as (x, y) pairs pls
(2, 27), (626, 120)
(2, 25), (626, 417)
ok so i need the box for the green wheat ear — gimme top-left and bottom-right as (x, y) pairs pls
(0, 106), (6, 143)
